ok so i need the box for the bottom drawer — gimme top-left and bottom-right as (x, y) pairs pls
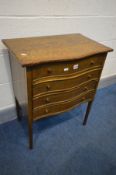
(33, 90), (95, 120)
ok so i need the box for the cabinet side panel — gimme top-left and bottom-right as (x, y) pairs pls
(9, 51), (28, 116)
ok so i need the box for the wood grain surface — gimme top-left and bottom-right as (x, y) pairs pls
(33, 80), (98, 108)
(33, 90), (95, 120)
(33, 68), (102, 96)
(32, 54), (105, 81)
(2, 33), (113, 67)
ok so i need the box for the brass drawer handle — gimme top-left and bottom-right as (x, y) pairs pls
(47, 68), (52, 74)
(46, 85), (51, 90)
(45, 108), (48, 113)
(45, 97), (50, 103)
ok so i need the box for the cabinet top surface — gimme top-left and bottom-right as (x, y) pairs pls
(2, 33), (113, 67)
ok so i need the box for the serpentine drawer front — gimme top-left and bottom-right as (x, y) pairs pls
(33, 80), (98, 108)
(33, 54), (105, 81)
(33, 90), (95, 120)
(33, 68), (102, 96)
(2, 33), (113, 149)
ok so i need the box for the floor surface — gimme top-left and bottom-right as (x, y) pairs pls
(0, 84), (116, 175)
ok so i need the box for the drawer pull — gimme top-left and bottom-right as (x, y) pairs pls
(46, 85), (51, 90)
(84, 87), (88, 91)
(47, 68), (52, 74)
(82, 97), (85, 100)
(45, 97), (50, 103)
(88, 75), (92, 79)
(45, 108), (48, 113)
(90, 61), (95, 65)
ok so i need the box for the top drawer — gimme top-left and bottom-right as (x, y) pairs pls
(32, 54), (105, 81)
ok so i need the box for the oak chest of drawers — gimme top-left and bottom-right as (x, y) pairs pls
(2, 34), (113, 149)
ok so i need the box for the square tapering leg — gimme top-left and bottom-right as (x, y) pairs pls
(83, 100), (93, 125)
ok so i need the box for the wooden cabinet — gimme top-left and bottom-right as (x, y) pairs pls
(2, 34), (113, 149)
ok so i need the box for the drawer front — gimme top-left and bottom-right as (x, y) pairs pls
(33, 80), (97, 108)
(33, 68), (101, 96)
(33, 54), (105, 81)
(33, 90), (95, 120)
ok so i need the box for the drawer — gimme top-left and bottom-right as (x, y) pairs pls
(32, 54), (105, 81)
(33, 90), (95, 120)
(33, 68), (101, 96)
(33, 80), (98, 108)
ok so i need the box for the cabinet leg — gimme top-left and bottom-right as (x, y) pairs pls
(83, 100), (93, 125)
(28, 117), (33, 149)
(15, 97), (22, 121)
